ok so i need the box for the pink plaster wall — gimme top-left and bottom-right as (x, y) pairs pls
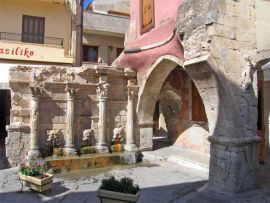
(130, 0), (182, 38)
(119, 0), (184, 73)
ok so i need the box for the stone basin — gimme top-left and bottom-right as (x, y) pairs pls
(44, 151), (141, 173)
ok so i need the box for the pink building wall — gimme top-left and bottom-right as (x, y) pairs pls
(119, 0), (184, 74)
(130, 0), (182, 39)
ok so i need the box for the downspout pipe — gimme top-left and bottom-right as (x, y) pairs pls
(124, 28), (177, 54)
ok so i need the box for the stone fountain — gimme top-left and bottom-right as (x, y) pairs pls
(6, 65), (141, 172)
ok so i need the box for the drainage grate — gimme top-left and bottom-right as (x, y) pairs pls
(52, 168), (62, 174)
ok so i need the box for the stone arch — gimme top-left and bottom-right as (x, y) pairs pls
(137, 54), (262, 193)
(136, 55), (238, 151)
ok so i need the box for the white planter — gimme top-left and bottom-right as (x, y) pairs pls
(19, 173), (53, 193)
(97, 189), (140, 203)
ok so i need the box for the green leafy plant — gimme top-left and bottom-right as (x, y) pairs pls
(19, 159), (47, 177)
(99, 176), (140, 195)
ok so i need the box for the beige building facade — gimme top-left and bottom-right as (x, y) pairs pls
(82, 2), (129, 65)
(0, 0), (83, 166)
(0, 0), (75, 66)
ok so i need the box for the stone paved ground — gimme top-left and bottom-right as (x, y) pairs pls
(0, 150), (269, 203)
(0, 160), (208, 203)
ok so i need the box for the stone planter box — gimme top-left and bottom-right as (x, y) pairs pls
(97, 189), (140, 203)
(19, 173), (53, 193)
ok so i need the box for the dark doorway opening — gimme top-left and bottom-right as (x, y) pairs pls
(0, 90), (11, 169)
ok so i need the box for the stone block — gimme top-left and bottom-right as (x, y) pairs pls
(19, 110), (29, 118)
(119, 110), (127, 116)
(115, 116), (121, 122)
(80, 146), (97, 155)
(121, 116), (127, 122)
(213, 24), (236, 40)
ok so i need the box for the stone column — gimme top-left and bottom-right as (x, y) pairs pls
(138, 122), (154, 151)
(64, 84), (78, 156)
(208, 136), (261, 193)
(124, 82), (138, 151)
(28, 86), (41, 158)
(96, 76), (110, 153)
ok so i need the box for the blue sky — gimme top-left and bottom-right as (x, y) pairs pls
(83, 0), (94, 9)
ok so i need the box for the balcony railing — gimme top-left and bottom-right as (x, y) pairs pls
(0, 32), (63, 46)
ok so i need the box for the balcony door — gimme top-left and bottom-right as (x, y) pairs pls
(83, 45), (98, 63)
(22, 15), (45, 44)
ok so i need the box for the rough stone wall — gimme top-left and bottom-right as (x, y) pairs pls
(6, 65), (135, 166)
(176, 0), (257, 138)
(5, 124), (30, 166)
(176, 0), (259, 193)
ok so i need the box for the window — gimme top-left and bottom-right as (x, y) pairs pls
(141, 0), (155, 33)
(22, 15), (45, 44)
(192, 82), (207, 122)
(116, 48), (124, 57)
(83, 45), (98, 62)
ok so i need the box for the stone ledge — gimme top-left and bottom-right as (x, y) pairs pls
(208, 136), (262, 147)
(6, 123), (30, 133)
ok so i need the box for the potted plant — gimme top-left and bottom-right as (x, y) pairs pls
(18, 159), (53, 193)
(97, 176), (140, 203)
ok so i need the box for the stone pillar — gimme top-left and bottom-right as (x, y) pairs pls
(64, 84), (78, 156)
(124, 82), (138, 151)
(208, 136), (261, 193)
(28, 86), (41, 158)
(138, 122), (154, 151)
(96, 76), (110, 153)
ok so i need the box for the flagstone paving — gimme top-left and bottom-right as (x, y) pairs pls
(0, 148), (269, 203)
(0, 160), (208, 203)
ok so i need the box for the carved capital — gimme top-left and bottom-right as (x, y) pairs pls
(127, 81), (139, 101)
(29, 86), (41, 98)
(65, 87), (78, 99)
(65, 83), (79, 99)
(97, 82), (110, 100)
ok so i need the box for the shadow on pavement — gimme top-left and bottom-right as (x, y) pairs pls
(0, 180), (208, 203)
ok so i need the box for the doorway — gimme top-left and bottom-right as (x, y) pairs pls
(0, 90), (11, 169)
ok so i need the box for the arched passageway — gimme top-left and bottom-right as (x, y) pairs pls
(136, 55), (260, 193)
(152, 66), (210, 155)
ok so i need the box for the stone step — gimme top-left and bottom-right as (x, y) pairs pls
(143, 146), (209, 173)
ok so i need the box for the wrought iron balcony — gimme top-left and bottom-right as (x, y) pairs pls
(0, 32), (63, 46)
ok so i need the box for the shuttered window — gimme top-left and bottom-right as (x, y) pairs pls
(22, 15), (45, 44)
(141, 0), (154, 33)
(192, 82), (207, 122)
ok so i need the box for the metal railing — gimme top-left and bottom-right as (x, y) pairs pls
(0, 32), (63, 46)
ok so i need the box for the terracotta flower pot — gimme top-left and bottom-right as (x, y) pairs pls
(97, 188), (140, 203)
